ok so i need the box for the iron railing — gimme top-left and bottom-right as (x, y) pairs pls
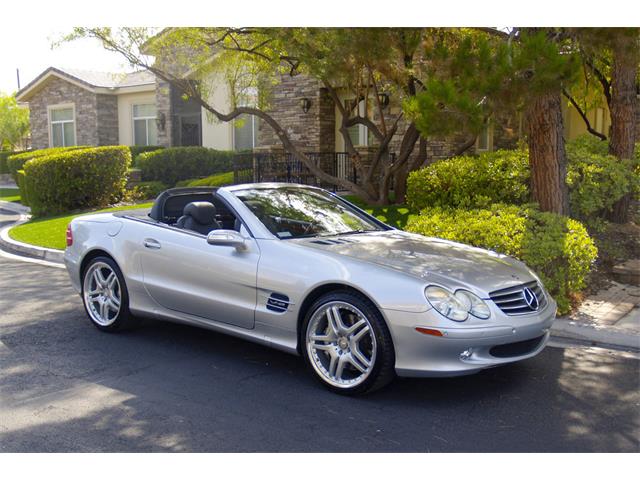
(232, 151), (358, 191)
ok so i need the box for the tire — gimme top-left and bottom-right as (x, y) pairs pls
(81, 256), (136, 332)
(301, 290), (395, 395)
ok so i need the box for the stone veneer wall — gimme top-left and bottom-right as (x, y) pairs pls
(155, 79), (173, 147)
(258, 74), (335, 152)
(96, 94), (119, 146)
(27, 77), (120, 149)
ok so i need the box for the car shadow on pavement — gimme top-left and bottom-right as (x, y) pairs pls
(1, 307), (639, 453)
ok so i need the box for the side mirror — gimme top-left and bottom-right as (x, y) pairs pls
(206, 230), (247, 251)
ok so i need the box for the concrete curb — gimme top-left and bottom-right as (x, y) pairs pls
(0, 202), (64, 264)
(551, 317), (640, 351)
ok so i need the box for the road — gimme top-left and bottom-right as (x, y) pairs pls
(0, 235), (638, 452)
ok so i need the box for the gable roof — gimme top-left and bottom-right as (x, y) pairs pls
(16, 67), (156, 102)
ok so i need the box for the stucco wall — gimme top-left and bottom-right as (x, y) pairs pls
(200, 74), (233, 150)
(117, 91), (157, 145)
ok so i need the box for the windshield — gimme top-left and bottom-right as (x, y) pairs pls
(233, 187), (387, 239)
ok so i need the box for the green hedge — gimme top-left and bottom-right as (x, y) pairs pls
(136, 147), (234, 186)
(175, 171), (235, 188)
(0, 151), (12, 174)
(406, 137), (639, 223)
(406, 149), (531, 211)
(7, 146), (89, 179)
(15, 170), (29, 206)
(23, 146), (131, 216)
(128, 180), (167, 200)
(405, 203), (597, 314)
(130, 145), (164, 166)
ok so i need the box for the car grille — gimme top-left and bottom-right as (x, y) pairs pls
(489, 281), (547, 315)
(489, 335), (545, 358)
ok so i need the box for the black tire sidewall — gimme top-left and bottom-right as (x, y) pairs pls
(301, 290), (395, 395)
(81, 256), (131, 332)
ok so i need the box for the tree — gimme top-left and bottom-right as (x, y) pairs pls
(0, 93), (29, 151)
(570, 28), (639, 222)
(63, 27), (478, 205)
(407, 28), (577, 215)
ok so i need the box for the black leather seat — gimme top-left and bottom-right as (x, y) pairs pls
(176, 201), (221, 235)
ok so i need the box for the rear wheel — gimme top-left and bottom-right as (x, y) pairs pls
(302, 290), (395, 395)
(82, 256), (135, 332)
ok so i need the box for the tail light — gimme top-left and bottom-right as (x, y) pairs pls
(66, 224), (73, 247)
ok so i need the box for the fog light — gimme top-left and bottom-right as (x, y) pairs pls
(460, 348), (474, 360)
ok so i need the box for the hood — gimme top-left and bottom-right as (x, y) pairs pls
(293, 230), (535, 296)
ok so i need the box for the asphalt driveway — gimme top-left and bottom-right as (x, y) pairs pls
(0, 254), (638, 452)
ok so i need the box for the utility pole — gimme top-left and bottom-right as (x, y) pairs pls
(16, 68), (21, 90)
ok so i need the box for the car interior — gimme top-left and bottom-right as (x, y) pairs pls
(151, 191), (242, 235)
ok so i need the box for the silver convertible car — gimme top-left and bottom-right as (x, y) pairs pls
(64, 183), (556, 394)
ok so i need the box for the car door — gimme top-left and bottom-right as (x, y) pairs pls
(139, 223), (259, 329)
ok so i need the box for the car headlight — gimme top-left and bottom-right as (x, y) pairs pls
(425, 286), (491, 321)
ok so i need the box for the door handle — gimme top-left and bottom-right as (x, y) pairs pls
(143, 238), (161, 249)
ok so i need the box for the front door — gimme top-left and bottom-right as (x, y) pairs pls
(139, 226), (259, 329)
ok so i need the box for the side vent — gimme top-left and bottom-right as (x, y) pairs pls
(266, 293), (290, 313)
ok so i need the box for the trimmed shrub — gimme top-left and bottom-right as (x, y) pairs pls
(406, 149), (530, 211)
(136, 147), (234, 186)
(406, 136), (638, 224)
(129, 145), (164, 166)
(7, 146), (90, 179)
(0, 151), (12, 174)
(15, 170), (30, 206)
(175, 171), (235, 188)
(565, 137), (638, 222)
(405, 203), (598, 314)
(23, 146), (131, 216)
(127, 181), (167, 200)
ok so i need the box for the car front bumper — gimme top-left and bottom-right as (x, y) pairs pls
(384, 298), (557, 378)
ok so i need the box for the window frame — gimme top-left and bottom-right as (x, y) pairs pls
(132, 103), (158, 146)
(232, 113), (257, 151)
(47, 103), (77, 148)
(344, 98), (369, 147)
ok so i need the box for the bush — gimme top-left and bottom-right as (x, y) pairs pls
(7, 146), (89, 178)
(0, 151), (11, 174)
(129, 145), (164, 166)
(175, 171), (235, 188)
(127, 180), (167, 200)
(406, 136), (639, 224)
(136, 147), (234, 186)
(23, 146), (131, 216)
(406, 149), (530, 211)
(565, 136), (639, 222)
(15, 170), (30, 205)
(405, 203), (598, 314)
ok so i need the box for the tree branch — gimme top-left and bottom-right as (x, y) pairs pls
(561, 88), (607, 140)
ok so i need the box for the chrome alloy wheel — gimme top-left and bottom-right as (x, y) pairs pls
(305, 301), (377, 389)
(83, 262), (122, 326)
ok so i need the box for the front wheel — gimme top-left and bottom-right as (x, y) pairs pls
(302, 290), (395, 395)
(82, 256), (135, 332)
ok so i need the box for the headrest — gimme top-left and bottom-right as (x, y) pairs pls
(183, 201), (217, 225)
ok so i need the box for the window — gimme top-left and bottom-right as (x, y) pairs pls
(233, 114), (258, 151)
(476, 120), (493, 152)
(49, 106), (76, 147)
(133, 104), (158, 146)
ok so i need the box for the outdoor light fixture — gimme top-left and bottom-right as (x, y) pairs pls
(300, 98), (312, 113)
(155, 112), (166, 131)
(378, 92), (390, 108)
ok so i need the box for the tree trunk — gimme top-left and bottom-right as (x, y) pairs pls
(526, 91), (570, 216)
(607, 45), (638, 223)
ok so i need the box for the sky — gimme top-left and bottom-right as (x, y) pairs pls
(0, 27), (133, 95)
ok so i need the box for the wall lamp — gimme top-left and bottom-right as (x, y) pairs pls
(300, 98), (312, 113)
(378, 92), (390, 109)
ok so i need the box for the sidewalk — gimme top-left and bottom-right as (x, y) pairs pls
(551, 281), (640, 350)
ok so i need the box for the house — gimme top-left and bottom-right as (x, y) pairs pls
(16, 65), (638, 162)
(15, 66), (247, 152)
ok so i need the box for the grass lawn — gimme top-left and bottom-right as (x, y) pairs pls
(342, 195), (414, 229)
(0, 188), (20, 204)
(9, 202), (153, 250)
